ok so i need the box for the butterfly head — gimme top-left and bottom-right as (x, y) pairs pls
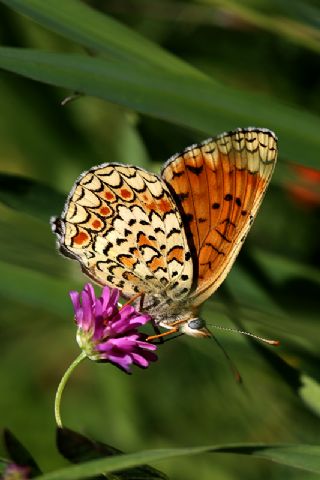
(180, 317), (211, 338)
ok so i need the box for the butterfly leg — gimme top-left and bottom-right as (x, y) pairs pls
(148, 321), (184, 343)
(149, 319), (165, 344)
(147, 327), (179, 342)
(147, 319), (187, 342)
(120, 292), (145, 310)
(139, 293), (145, 310)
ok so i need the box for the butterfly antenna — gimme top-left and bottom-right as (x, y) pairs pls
(209, 330), (242, 383)
(207, 324), (280, 346)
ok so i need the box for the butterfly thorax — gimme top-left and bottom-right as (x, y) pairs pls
(141, 295), (210, 337)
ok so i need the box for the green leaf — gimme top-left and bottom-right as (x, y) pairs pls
(0, 460), (10, 476)
(299, 374), (320, 417)
(252, 248), (320, 287)
(0, 173), (65, 222)
(0, 260), (75, 317)
(35, 443), (320, 480)
(0, 47), (319, 169)
(57, 428), (168, 480)
(0, 0), (203, 78)
(4, 429), (41, 477)
(201, 0), (320, 54)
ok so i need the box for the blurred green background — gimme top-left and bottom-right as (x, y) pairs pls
(0, 1), (320, 479)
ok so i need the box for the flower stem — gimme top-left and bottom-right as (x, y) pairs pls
(54, 351), (87, 428)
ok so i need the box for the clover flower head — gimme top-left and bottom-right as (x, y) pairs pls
(69, 284), (157, 372)
(3, 464), (30, 480)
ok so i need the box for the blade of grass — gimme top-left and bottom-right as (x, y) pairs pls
(0, 173), (65, 222)
(202, 0), (320, 54)
(35, 443), (320, 480)
(0, 0), (205, 79)
(0, 260), (77, 317)
(0, 47), (319, 168)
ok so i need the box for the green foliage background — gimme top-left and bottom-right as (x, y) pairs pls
(0, 1), (320, 479)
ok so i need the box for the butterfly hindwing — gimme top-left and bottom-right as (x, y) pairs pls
(52, 127), (277, 326)
(53, 164), (193, 300)
(161, 128), (277, 307)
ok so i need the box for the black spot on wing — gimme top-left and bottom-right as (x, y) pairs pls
(116, 238), (127, 246)
(167, 227), (181, 238)
(186, 164), (203, 175)
(205, 242), (225, 255)
(215, 229), (231, 243)
(176, 192), (189, 201)
(171, 170), (185, 179)
(103, 242), (113, 255)
(220, 218), (236, 228)
(185, 213), (194, 223)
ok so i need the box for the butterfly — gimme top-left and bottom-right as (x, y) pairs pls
(51, 127), (277, 339)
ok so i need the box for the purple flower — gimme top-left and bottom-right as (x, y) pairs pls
(69, 284), (157, 372)
(3, 464), (29, 480)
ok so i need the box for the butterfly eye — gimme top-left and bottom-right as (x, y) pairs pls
(187, 318), (205, 330)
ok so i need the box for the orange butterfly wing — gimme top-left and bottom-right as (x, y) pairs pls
(161, 128), (277, 307)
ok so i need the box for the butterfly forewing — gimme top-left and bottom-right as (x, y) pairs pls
(161, 128), (277, 307)
(54, 164), (193, 300)
(52, 127), (277, 332)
